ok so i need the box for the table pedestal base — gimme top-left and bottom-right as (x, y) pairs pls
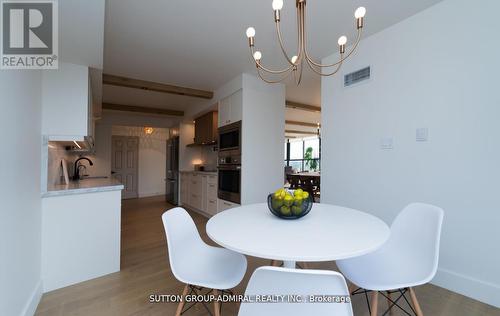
(283, 260), (296, 269)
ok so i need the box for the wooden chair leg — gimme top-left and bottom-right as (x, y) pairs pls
(387, 291), (394, 315)
(409, 287), (424, 316)
(348, 283), (357, 295)
(175, 284), (189, 316)
(371, 291), (378, 316)
(213, 289), (221, 316)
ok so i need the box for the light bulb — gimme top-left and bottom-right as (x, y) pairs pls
(246, 27), (256, 38)
(291, 55), (298, 64)
(253, 51), (262, 61)
(355, 7), (366, 19)
(272, 0), (284, 11)
(338, 36), (347, 46)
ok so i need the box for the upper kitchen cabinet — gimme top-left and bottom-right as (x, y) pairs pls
(218, 89), (242, 127)
(194, 111), (218, 145)
(42, 62), (96, 140)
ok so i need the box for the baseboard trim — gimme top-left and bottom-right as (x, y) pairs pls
(20, 280), (43, 316)
(432, 268), (500, 308)
(138, 192), (165, 198)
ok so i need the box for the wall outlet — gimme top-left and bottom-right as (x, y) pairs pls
(380, 137), (393, 150)
(416, 128), (428, 142)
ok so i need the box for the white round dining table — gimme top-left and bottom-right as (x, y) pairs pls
(206, 203), (390, 269)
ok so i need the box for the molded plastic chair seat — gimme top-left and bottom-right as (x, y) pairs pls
(337, 247), (435, 291)
(239, 267), (353, 316)
(172, 242), (247, 289)
(162, 207), (247, 316)
(337, 203), (444, 316)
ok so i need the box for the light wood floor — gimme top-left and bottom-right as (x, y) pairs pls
(36, 196), (499, 316)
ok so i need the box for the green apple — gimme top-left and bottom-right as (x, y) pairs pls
(292, 205), (302, 215)
(294, 189), (304, 197)
(283, 194), (294, 207)
(271, 197), (283, 209)
(293, 196), (303, 206)
(280, 205), (291, 216)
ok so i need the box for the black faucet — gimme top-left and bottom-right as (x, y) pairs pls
(73, 157), (94, 180)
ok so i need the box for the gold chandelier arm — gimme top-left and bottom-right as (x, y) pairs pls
(301, 4), (363, 68)
(276, 22), (297, 66)
(250, 46), (294, 74)
(257, 67), (292, 84)
(305, 53), (344, 76)
(293, 61), (303, 85)
(274, 2), (304, 66)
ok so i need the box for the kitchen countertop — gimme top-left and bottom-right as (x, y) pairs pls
(180, 170), (218, 174)
(42, 178), (124, 198)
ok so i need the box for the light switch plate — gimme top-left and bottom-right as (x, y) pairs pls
(380, 137), (393, 150)
(416, 128), (428, 142)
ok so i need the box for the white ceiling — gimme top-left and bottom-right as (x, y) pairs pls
(60, 0), (105, 68)
(103, 0), (443, 110)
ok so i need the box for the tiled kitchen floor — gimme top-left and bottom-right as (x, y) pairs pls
(35, 196), (499, 316)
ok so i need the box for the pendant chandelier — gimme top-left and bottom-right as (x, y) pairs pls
(245, 0), (366, 84)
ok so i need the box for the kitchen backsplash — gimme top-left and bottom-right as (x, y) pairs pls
(46, 142), (78, 187)
(200, 146), (218, 171)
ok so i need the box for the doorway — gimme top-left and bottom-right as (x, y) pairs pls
(112, 136), (139, 199)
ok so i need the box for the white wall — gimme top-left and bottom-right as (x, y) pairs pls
(0, 72), (43, 315)
(322, 0), (500, 307)
(241, 74), (285, 204)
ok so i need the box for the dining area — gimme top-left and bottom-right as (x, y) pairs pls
(286, 171), (321, 202)
(162, 194), (444, 316)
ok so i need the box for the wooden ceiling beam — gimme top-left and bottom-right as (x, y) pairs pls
(286, 120), (320, 128)
(102, 103), (184, 117)
(285, 100), (321, 112)
(285, 129), (319, 135)
(103, 74), (214, 99)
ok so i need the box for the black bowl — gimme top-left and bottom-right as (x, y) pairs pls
(267, 192), (313, 219)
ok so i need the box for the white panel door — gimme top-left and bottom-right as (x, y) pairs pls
(112, 136), (139, 199)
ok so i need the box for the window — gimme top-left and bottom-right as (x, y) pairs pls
(284, 137), (321, 172)
(290, 141), (303, 159)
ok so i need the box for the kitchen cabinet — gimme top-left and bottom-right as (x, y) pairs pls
(202, 174), (218, 216)
(194, 111), (218, 145)
(188, 173), (203, 210)
(218, 89), (242, 127)
(41, 189), (121, 292)
(218, 198), (239, 212)
(181, 172), (218, 217)
(42, 62), (96, 140)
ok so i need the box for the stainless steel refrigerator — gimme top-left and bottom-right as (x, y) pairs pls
(166, 136), (179, 205)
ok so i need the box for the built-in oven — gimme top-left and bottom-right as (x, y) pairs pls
(218, 121), (241, 204)
(218, 162), (241, 204)
(218, 120), (241, 155)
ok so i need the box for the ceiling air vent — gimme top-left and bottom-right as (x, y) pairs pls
(344, 66), (370, 87)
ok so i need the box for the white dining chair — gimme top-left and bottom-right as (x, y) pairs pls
(238, 266), (353, 316)
(162, 207), (247, 316)
(337, 203), (444, 316)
